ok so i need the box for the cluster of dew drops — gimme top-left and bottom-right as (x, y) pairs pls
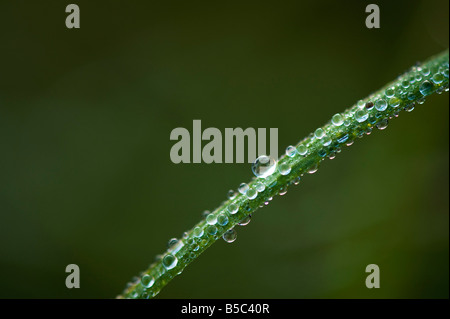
(125, 56), (449, 299)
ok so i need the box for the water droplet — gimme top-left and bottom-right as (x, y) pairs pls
(206, 225), (217, 235)
(404, 103), (415, 112)
(293, 177), (301, 185)
(365, 102), (374, 109)
(442, 68), (449, 78)
(322, 135), (332, 146)
(141, 274), (155, 288)
(202, 210), (210, 217)
(167, 238), (178, 249)
(238, 214), (251, 226)
(421, 67), (430, 76)
(217, 213), (229, 226)
(162, 254), (178, 270)
(278, 163), (291, 175)
(401, 80), (410, 88)
(389, 97), (401, 108)
(354, 109), (368, 123)
(318, 149), (327, 157)
(238, 183), (249, 194)
(385, 87), (395, 98)
(297, 145), (308, 156)
(193, 227), (204, 238)
(252, 155), (277, 178)
(376, 118), (389, 130)
(344, 119), (351, 127)
(332, 113), (344, 126)
(223, 229), (237, 243)
(375, 99), (387, 111)
(227, 190), (236, 199)
(357, 100), (365, 108)
(206, 213), (217, 225)
(254, 181), (265, 192)
(227, 203), (239, 214)
(279, 186), (288, 196)
(246, 188), (258, 200)
(308, 164), (319, 174)
(285, 145), (297, 157)
(419, 80), (433, 96)
(432, 73), (444, 84)
(314, 128), (325, 139)
(337, 134), (349, 144)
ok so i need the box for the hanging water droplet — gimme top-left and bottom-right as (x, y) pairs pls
(227, 190), (237, 199)
(254, 181), (265, 192)
(167, 238), (178, 249)
(278, 163), (291, 175)
(238, 214), (252, 226)
(293, 176), (301, 185)
(227, 203), (239, 214)
(217, 213), (229, 226)
(162, 254), (178, 270)
(246, 188), (258, 200)
(354, 109), (368, 123)
(223, 229), (237, 243)
(332, 113), (344, 126)
(297, 145), (308, 156)
(389, 97), (401, 108)
(206, 213), (217, 225)
(375, 99), (387, 111)
(252, 155), (277, 178)
(141, 274), (155, 288)
(238, 183), (249, 194)
(318, 149), (327, 157)
(279, 186), (288, 196)
(314, 128), (325, 139)
(376, 118), (389, 130)
(285, 145), (297, 157)
(202, 210), (210, 218)
(404, 103), (415, 112)
(308, 164), (319, 174)
(193, 227), (204, 238)
(357, 100), (365, 108)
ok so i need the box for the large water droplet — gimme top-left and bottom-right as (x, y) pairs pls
(376, 118), (389, 130)
(252, 155), (277, 178)
(162, 254), (178, 270)
(217, 213), (229, 226)
(222, 229), (237, 243)
(254, 181), (265, 192)
(297, 145), (308, 156)
(246, 188), (258, 200)
(314, 128), (325, 139)
(285, 145), (297, 157)
(419, 80), (433, 96)
(193, 227), (204, 238)
(206, 213), (217, 225)
(432, 73), (444, 84)
(375, 99), (387, 111)
(238, 183), (249, 194)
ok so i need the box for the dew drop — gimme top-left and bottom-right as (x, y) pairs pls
(246, 188), (258, 200)
(376, 118), (389, 130)
(278, 163), (291, 175)
(385, 87), (395, 98)
(375, 99), (387, 111)
(227, 190), (237, 200)
(365, 102), (374, 109)
(332, 113), (344, 126)
(167, 238), (178, 249)
(297, 145), (308, 156)
(206, 225), (217, 235)
(432, 73), (444, 84)
(206, 213), (217, 225)
(140, 274), (155, 288)
(308, 164), (318, 174)
(401, 80), (410, 88)
(354, 109), (368, 123)
(193, 227), (204, 238)
(322, 135), (332, 146)
(238, 214), (252, 226)
(252, 155), (277, 178)
(314, 128), (325, 139)
(238, 183), (249, 194)
(223, 229), (237, 243)
(389, 97), (401, 108)
(162, 254), (178, 270)
(254, 181), (265, 192)
(227, 203), (239, 214)
(279, 186), (288, 196)
(293, 177), (301, 185)
(285, 145), (297, 157)
(217, 213), (229, 226)
(421, 67), (430, 76)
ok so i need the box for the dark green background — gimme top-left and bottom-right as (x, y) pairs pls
(0, 0), (448, 298)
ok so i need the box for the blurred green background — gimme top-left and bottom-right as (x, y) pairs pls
(0, 0), (448, 298)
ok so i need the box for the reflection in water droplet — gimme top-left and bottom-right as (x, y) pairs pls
(223, 229), (237, 243)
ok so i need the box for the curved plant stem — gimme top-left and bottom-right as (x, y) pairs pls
(118, 50), (449, 299)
